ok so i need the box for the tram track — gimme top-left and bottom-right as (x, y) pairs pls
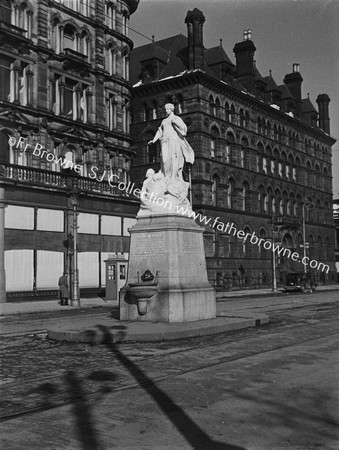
(0, 309), (337, 424)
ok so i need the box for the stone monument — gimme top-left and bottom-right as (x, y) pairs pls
(119, 103), (216, 322)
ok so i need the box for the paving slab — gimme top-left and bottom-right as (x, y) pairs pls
(47, 312), (269, 344)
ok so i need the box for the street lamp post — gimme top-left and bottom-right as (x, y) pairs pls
(70, 194), (80, 306)
(301, 203), (310, 274)
(271, 219), (277, 292)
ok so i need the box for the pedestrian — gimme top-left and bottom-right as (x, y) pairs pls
(58, 272), (69, 306)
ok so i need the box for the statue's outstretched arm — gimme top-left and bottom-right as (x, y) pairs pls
(148, 126), (162, 145)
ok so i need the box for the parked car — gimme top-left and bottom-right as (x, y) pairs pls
(284, 272), (317, 293)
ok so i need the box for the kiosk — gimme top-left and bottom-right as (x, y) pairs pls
(104, 253), (128, 304)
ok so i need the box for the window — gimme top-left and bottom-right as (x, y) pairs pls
(242, 182), (249, 211)
(64, 25), (77, 51)
(226, 180), (233, 208)
(106, 93), (117, 130)
(230, 104), (236, 123)
(56, 0), (89, 16)
(80, 32), (90, 57)
(122, 11), (129, 36)
(122, 99), (129, 133)
(0, 58), (32, 105)
(0, 130), (11, 163)
(10, 2), (32, 38)
(263, 156), (268, 174)
(105, 2), (116, 29)
(122, 53), (129, 80)
(0, 0), (11, 23)
(0, 56), (11, 101)
(209, 95), (215, 115)
(240, 148), (245, 167)
(176, 96), (183, 114)
(225, 143), (230, 163)
(105, 45), (117, 75)
(211, 138), (215, 159)
(278, 161), (283, 177)
(212, 175), (219, 206)
(225, 102), (230, 122)
(256, 154), (261, 172)
(52, 76), (90, 122)
(292, 167), (297, 181)
(151, 102), (157, 120)
(80, 0), (89, 16)
(147, 143), (157, 163)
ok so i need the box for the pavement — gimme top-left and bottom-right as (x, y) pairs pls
(1, 284), (338, 344)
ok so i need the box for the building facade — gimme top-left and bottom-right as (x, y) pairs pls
(0, 0), (140, 301)
(129, 8), (337, 287)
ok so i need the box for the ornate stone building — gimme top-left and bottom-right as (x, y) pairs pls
(129, 8), (337, 287)
(0, 0), (139, 301)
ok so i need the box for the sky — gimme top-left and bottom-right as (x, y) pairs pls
(129, 0), (339, 198)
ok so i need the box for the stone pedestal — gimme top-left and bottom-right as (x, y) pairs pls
(120, 214), (216, 322)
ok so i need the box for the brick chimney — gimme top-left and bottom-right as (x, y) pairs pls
(233, 29), (256, 94)
(185, 8), (205, 70)
(283, 64), (303, 118)
(316, 94), (331, 134)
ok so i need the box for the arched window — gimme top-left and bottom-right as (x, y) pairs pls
(151, 101), (157, 120)
(225, 102), (230, 122)
(106, 93), (116, 130)
(215, 97), (221, 118)
(239, 109), (245, 127)
(226, 132), (234, 164)
(80, 31), (90, 57)
(242, 182), (250, 211)
(105, 2), (116, 30)
(240, 137), (248, 168)
(143, 103), (150, 121)
(258, 185), (266, 213)
(209, 95), (215, 115)
(105, 43), (117, 75)
(259, 228), (267, 258)
(176, 95), (184, 114)
(145, 131), (157, 163)
(227, 178), (234, 209)
(230, 104), (236, 124)
(63, 24), (77, 51)
(267, 188), (273, 214)
(243, 226), (251, 254)
(122, 99), (129, 133)
(211, 174), (219, 206)
(211, 126), (219, 159)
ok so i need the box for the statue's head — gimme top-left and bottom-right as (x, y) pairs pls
(164, 103), (175, 113)
(146, 168), (155, 178)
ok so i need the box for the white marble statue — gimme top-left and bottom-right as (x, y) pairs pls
(138, 104), (194, 217)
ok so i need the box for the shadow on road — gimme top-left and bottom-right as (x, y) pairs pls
(96, 323), (246, 450)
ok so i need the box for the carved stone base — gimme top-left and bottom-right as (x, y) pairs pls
(119, 214), (216, 322)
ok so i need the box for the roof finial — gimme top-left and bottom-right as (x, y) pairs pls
(269, 69), (272, 77)
(152, 35), (155, 44)
(220, 38), (223, 47)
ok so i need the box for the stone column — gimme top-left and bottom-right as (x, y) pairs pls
(0, 187), (6, 302)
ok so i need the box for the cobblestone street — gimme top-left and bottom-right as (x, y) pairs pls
(0, 292), (338, 449)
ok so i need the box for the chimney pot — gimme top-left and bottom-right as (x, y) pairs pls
(243, 30), (248, 41)
(247, 29), (252, 40)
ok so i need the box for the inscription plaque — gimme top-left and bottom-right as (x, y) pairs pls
(133, 232), (167, 255)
